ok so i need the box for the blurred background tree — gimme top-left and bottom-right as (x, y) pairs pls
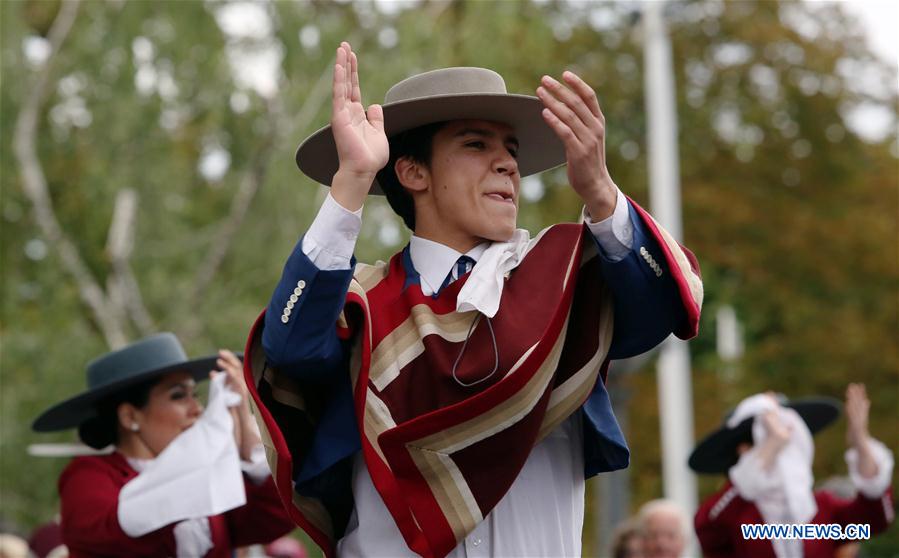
(1, 0), (896, 555)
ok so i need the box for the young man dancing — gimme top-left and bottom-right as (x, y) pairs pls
(245, 42), (702, 558)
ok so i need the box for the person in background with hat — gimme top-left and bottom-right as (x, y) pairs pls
(32, 333), (294, 558)
(245, 42), (702, 557)
(690, 384), (894, 558)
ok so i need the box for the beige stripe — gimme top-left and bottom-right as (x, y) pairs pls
(365, 387), (397, 430)
(540, 285), (614, 439)
(263, 444), (278, 476)
(408, 448), (481, 541)
(250, 398), (289, 482)
(435, 452), (482, 527)
(653, 220), (704, 308)
(262, 368), (306, 410)
(354, 261), (389, 291)
(252, 404), (272, 450)
(369, 305), (477, 391)
(561, 234), (581, 290)
(261, 428), (334, 539)
(369, 325), (563, 544)
(361, 387), (396, 465)
(412, 311), (571, 454)
(403, 313), (575, 542)
(539, 343), (606, 440)
(415, 341), (539, 453)
(292, 492), (334, 540)
(345, 331), (393, 465)
(340, 294), (398, 467)
(250, 333), (266, 386)
(249, 397), (277, 459)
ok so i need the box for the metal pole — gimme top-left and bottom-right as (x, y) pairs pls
(642, 0), (698, 523)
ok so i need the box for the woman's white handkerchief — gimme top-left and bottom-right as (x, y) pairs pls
(118, 373), (246, 537)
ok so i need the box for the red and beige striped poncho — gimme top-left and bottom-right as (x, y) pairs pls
(245, 206), (701, 558)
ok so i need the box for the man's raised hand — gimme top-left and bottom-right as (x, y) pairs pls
(330, 42), (389, 211)
(537, 71), (618, 221)
(845, 383), (881, 479)
(845, 383), (871, 449)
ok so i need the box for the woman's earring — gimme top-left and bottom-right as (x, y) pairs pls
(130, 423), (140, 432)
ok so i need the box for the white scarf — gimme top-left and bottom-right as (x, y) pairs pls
(118, 374), (246, 556)
(456, 228), (537, 318)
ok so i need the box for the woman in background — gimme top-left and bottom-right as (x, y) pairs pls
(32, 333), (293, 558)
(690, 385), (893, 558)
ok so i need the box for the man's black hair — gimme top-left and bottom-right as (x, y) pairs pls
(375, 121), (448, 231)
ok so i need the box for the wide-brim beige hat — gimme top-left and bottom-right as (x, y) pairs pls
(295, 67), (567, 194)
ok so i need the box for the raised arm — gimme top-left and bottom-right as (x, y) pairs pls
(831, 383), (895, 535)
(537, 70), (617, 221)
(262, 42), (389, 378)
(845, 383), (878, 478)
(328, 41), (389, 211)
(538, 71), (696, 357)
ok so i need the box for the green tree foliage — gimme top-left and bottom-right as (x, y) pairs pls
(1, 0), (895, 553)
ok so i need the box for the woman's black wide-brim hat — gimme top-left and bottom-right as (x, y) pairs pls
(688, 397), (841, 474)
(32, 333), (221, 432)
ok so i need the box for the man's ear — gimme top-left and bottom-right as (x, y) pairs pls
(394, 156), (428, 192)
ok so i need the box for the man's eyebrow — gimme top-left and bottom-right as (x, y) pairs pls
(454, 128), (519, 148)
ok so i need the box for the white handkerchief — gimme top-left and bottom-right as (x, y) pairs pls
(118, 373), (246, 536)
(456, 228), (533, 318)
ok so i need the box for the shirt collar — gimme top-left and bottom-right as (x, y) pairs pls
(409, 235), (488, 295)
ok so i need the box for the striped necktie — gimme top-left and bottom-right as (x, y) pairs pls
(435, 255), (475, 296)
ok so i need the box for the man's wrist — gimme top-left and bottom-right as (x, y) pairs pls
(583, 180), (618, 222)
(331, 168), (376, 212)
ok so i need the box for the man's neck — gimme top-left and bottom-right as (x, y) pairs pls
(411, 229), (483, 254)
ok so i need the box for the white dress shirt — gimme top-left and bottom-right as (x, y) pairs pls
(303, 191), (634, 557)
(303, 189), (634, 273)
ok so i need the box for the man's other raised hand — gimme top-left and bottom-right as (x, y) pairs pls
(330, 42), (389, 211)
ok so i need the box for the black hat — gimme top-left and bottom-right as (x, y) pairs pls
(32, 333), (219, 432)
(688, 396), (841, 474)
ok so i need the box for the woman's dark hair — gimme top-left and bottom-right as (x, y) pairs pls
(77, 376), (159, 449)
(375, 121), (448, 231)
